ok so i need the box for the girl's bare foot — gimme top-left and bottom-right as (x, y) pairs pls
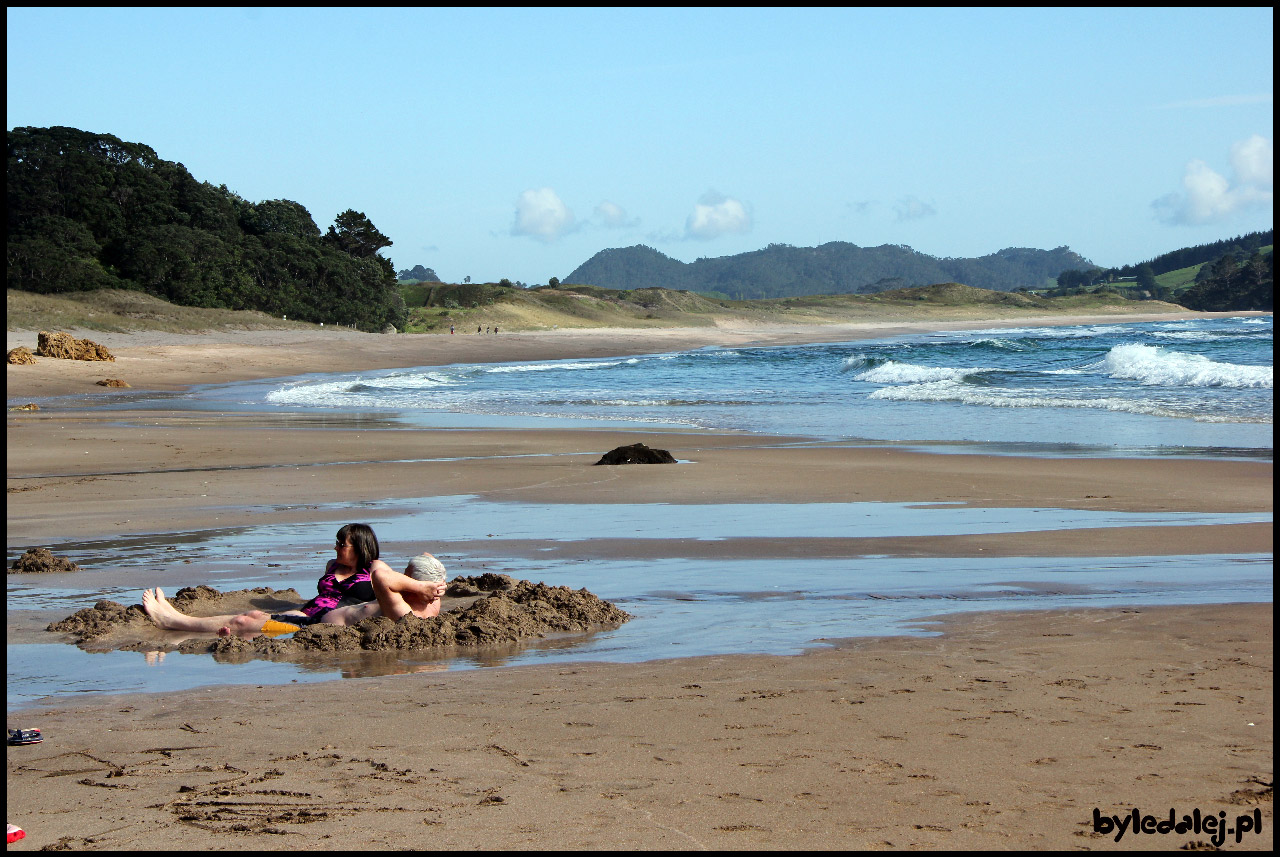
(141, 588), (183, 629)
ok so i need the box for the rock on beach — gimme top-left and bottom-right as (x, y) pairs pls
(35, 330), (115, 361)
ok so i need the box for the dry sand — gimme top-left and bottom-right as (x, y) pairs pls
(5, 312), (1273, 849)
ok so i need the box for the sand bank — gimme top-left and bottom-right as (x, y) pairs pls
(5, 603), (1271, 850)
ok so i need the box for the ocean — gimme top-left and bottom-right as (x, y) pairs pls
(6, 315), (1273, 710)
(199, 314), (1273, 455)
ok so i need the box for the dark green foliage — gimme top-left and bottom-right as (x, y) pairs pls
(563, 242), (1094, 299)
(417, 281), (516, 309)
(397, 264), (441, 282)
(322, 209), (392, 258)
(238, 199), (321, 239)
(1057, 229), (1274, 290)
(1135, 264), (1157, 291)
(7, 126), (405, 331)
(1128, 230), (1271, 277)
(1177, 251), (1273, 312)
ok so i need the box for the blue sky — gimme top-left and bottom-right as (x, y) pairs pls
(7, 7), (1273, 284)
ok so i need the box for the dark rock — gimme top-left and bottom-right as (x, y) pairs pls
(594, 442), (677, 465)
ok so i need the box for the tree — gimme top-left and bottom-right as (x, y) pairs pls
(1179, 250), (1272, 311)
(548, 276), (560, 288)
(322, 209), (392, 258)
(1135, 264), (1157, 292)
(239, 199), (321, 238)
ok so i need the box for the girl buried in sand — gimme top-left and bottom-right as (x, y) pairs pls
(142, 523), (448, 637)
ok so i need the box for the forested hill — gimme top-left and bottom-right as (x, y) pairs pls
(563, 242), (1096, 299)
(7, 126), (406, 331)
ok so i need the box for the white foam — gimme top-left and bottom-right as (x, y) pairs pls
(967, 338), (1026, 351)
(866, 381), (1270, 423)
(851, 360), (997, 384)
(485, 360), (623, 373)
(1095, 344), (1272, 389)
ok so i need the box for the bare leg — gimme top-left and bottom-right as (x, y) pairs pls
(372, 567), (443, 620)
(141, 588), (270, 636)
(319, 601), (381, 626)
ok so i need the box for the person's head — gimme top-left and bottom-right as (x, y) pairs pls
(335, 523), (379, 571)
(405, 552), (446, 583)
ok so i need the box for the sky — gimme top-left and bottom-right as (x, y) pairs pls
(6, 7), (1274, 284)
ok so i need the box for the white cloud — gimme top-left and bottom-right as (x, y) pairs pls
(593, 200), (638, 228)
(1153, 135), (1274, 225)
(685, 190), (751, 240)
(511, 188), (575, 242)
(1231, 134), (1274, 189)
(894, 195), (937, 221)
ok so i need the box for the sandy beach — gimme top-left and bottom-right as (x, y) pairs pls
(6, 313), (1273, 850)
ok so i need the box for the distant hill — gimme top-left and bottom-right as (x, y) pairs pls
(397, 264), (441, 282)
(562, 242), (1095, 299)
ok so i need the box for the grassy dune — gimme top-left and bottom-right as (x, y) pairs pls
(8, 283), (1191, 337)
(401, 281), (1191, 333)
(5, 288), (318, 335)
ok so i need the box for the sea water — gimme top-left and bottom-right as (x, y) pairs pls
(6, 316), (1274, 709)
(171, 315), (1272, 455)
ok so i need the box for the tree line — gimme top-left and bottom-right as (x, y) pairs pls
(1176, 249), (1273, 312)
(7, 126), (406, 331)
(1053, 229), (1274, 297)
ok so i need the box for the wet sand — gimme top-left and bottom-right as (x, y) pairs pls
(5, 604), (1272, 850)
(5, 314), (1273, 849)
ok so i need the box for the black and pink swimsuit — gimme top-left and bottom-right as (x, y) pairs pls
(274, 561), (376, 625)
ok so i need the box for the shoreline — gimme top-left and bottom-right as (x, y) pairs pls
(6, 311), (1272, 849)
(6, 309), (1265, 399)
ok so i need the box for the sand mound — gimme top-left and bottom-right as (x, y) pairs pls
(10, 547), (83, 574)
(36, 330), (115, 361)
(47, 599), (147, 637)
(7, 346), (37, 365)
(96, 378), (131, 387)
(47, 576), (631, 661)
(46, 586), (303, 642)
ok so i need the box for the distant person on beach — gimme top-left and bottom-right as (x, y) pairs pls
(477, 325), (482, 334)
(141, 524), (447, 636)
